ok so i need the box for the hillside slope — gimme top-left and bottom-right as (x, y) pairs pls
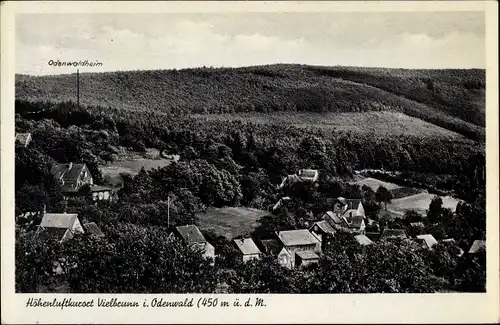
(15, 64), (485, 141)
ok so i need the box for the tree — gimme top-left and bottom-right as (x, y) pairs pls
(427, 196), (444, 224)
(375, 186), (393, 210)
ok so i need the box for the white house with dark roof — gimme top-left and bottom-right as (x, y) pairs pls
(36, 213), (84, 243)
(233, 238), (261, 263)
(309, 220), (336, 242)
(322, 197), (366, 235)
(298, 169), (319, 182)
(276, 229), (321, 269)
(50, 162), (93, 195)
(173, 225), (215, 264)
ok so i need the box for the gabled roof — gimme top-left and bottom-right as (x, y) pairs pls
(83, 222), (105, 237)
(355, 234), (374, 246)
(40, 213), (79, 229)
(15, 132), (32, 146)
(380, 229), (408, 240)
(468, 240), (486, 254)
(416, 234), (438, 249)
(38, 227), (72, 242)
(51, 163), (87, 181)
(295, 251), (320, 260)
(175, 225), (207, 244)
(260, 238), (282, 256)
(233, 238), (261, 255)
(324, 211), (347, 226)
(276, 229), (320, 247)
(345, 199), (362, 210)
(311, 220), (335, 234)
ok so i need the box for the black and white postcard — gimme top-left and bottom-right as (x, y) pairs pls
(1, 1), (499, 323)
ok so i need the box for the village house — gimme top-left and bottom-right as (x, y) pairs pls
(50, 162), (93, 195)
(271, 196), (291, 211)
(83, 222), (105, 238)
(172, 225), (215, 265)
(90, 185), (116, 202)
(15, 132), (32, 147)
(468, 240), (486, 254)
(322, 198), (366, 235)
(309, 220), (336, 242)
(278, 169), (319, 189)
(275, 229), (321, 269)
(36, 212), (85, 243)
(233, 238), (261, 263)
(298, 169), (319, 182)
(295, 251), (320, 268)
(416, 234), (439, 250)
(379, 229), (408, 241)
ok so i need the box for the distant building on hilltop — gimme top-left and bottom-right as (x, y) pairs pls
(15, 132), (32, 147)
(233, 238), (261, 263)
(36, 212), (84, 243)
(50, 162), (93, 195)
(275, 229), (321, 269)
(172, 225), (215, 265)
(278, 169), (319, 189)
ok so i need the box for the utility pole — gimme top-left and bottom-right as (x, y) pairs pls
(167, 194), (170, 229)
(77, 69), (80, 110)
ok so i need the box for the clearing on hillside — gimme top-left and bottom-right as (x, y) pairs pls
(193, 111), (471, 140)
(352, 177), (403, 191)
(386, 193), (463, 217)
(196, 207), (269, 240)
(100, 158), (173, 186)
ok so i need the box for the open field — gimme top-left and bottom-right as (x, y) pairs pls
(352, 177), (403, 191)
(386, 192), (463, 217)
(100, 158), (173, 186)
(192, 111), (471, 140)
(196, 207), (269, 240)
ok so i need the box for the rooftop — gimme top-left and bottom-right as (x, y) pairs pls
(416, 234), (438, 249)
(276, 229), (320, 247)
(83, 222), (105, 237)
(175, 224), (207, 244)
(355, 234), (374, 246)
(468, 240), (486, 254)
(295, 251), (320, 260)
(40, 213), (79, 229)
(233, 238), (261, 255)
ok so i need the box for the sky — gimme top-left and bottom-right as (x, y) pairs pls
(15, 12), (485, 75)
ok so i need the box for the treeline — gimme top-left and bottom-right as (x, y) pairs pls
(15, 64), (485, 141)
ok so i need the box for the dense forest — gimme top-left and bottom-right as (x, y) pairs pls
(16, 64), (485, 141)
(14, 65), (486, 293)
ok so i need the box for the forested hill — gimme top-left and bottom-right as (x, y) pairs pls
(15, 64), (485, 141)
